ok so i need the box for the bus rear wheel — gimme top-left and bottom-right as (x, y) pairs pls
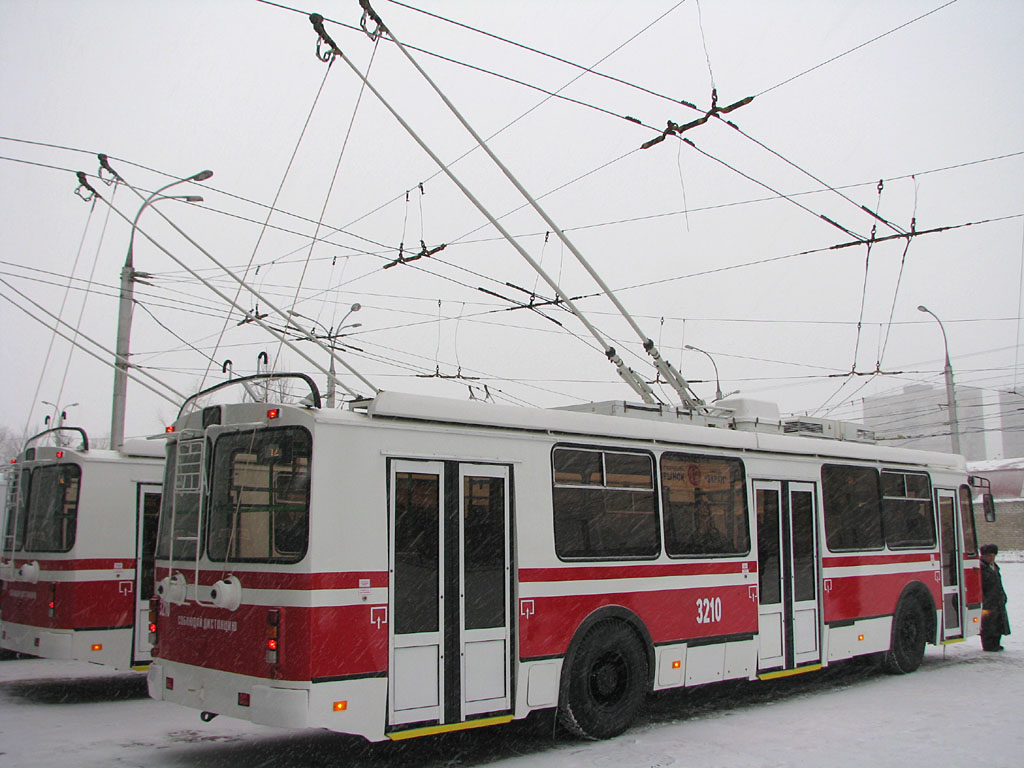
(883, 598), (926, 674)
(559, 620), (648, 740)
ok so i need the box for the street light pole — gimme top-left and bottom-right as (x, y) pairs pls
(288, 303), (361, 408)
(917, 305), (961, 454)
(110, 170), (212, 450)
(684, 344), (724, 402)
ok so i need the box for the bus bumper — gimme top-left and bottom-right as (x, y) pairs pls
(148, 660), (388, 740)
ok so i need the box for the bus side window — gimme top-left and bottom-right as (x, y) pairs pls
(660, 452), (749, 557)
(822, 464), (883, 552)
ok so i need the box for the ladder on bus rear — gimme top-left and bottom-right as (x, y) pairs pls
(167, 436), (206, 604)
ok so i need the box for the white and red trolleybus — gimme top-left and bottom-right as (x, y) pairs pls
(146, 374), (985, 741)
(1, 427), (164, 670)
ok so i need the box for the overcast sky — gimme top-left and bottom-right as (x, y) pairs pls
(1, 0), (1023, 444)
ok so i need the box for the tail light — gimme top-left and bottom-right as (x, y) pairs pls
(266, 609), (281, 665)
(148, 595), (160, 648)
(47, 583), (56, 618)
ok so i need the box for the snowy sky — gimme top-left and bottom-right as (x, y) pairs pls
(2, 0), (1023, 443)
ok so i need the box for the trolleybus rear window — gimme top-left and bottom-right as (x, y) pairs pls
(3, 468), (30, 551)
(156, 438), (202, 560)
(207, 427), (311, 563)
(23, 464), (81, 552)
(552, 447), (658, 560)
(660, 452), (749, 557)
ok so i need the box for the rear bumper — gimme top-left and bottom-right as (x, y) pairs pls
(148, 660), (388, 741)
(1, 621), (133, 667)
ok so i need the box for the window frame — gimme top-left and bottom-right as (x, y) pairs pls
(205, 425), (312, 565)
(22, 463), (82, 554)
(551, 444), (660, 562)
(660, 450), (751, 559)
(821, 463), (885, 553)
(879, 469), (936, 550)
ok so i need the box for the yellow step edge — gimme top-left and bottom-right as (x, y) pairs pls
(131, 664), (150, 672)
(758, 663), (823, 681)
(940, 637), (966, 645)
(388, 714), (514, 741)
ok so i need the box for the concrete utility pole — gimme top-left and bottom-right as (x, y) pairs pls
(918, 305), (961, 455)
(110, 170), (211, 449)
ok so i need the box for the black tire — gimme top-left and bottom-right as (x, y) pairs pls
(882, 598), (927, 674)
(558, 619), (648, 740)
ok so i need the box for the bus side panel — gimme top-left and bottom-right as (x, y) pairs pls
(821, 556), (939, 623)
(518, 580), (757, 659)
(1, 559), (135, 630)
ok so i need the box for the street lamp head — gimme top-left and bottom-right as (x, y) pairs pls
(189, 169), (214, 182)
(917, 305), (930, 314)
(350, 303), (361, 312)
(180, 195), (204, 203)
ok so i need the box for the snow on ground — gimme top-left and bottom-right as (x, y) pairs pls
(2, 561), (1022, 768)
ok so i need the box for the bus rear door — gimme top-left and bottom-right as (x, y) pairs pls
(132, 484), (161, 666)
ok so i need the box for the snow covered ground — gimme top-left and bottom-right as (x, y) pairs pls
(3, 560), (1022, 768)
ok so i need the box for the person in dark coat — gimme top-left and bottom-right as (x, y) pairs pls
(980, 543), (1010, 651)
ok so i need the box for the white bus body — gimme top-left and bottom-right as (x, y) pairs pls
(1, 430), (164, 670)
(148, 383), (981, 741)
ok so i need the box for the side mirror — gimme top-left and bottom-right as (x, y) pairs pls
(983, 493), (996, 523)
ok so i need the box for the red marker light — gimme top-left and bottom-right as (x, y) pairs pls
(9, 458), (16, 464)
(266, 408), (280, 420)
(267, 638), (278, 651)
(55, 451), (63, 459)
(165, 425), (175, 433)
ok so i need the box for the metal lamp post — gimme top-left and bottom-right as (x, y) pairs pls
(684, 344), (725, 402)
(110, 170), (212, 449)
(917, 305), (961, 454)
(289, 303), (361, 408)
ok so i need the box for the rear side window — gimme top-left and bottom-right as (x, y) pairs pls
(822, 464), (883, 551)
(23, 464), (81, 552)
(552, 447), (658, 560)
(3, 468), (31, 551)
(661, 452), (749, 556)
(880, 471), (935, 548)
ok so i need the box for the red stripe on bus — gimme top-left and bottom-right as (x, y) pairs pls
(821, 553), (934, 568)
(519, 561), (756, 582)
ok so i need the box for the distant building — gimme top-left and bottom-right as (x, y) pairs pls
(861, 384), (1024, 462)
(966, 457), (1024, 552)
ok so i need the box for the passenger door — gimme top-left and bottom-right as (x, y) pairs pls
(132, 484), (162, 666)
(388, 460), (512, 730)
(755, 480), (821, 673)
(936, 488), (963, 640)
